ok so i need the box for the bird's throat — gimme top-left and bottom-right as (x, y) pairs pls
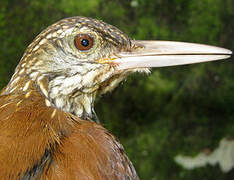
(42, 87), (97, 123)
(50, 92), (98, 122)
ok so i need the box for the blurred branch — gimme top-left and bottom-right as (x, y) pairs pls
(175, 137), (234, 173)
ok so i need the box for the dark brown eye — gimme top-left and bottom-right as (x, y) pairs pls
(74, 34), (93, 51)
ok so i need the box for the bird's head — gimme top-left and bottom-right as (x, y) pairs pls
(6, 16), (232, 121)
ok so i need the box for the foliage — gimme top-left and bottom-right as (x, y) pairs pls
(0, 0), (233, 179)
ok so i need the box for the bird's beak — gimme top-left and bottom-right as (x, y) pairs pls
(110, 40), (232, 70)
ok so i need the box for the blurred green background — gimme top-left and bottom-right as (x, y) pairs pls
(0, 0), (233, 179)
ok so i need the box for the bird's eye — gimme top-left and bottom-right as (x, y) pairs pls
(74, 34), (94, 51)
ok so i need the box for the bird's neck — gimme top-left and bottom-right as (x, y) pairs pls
(3, 72), (99, 122)
(46, 84), (99, 122)
(3, 58), (130, 122)
(45, 73), (100, 122)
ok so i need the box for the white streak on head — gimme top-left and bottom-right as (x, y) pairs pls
(62, 25), (70, 29)
(52, 32), (58, 38)
(11, 76), (20, 85)
(39, 39), (47, 46)
(21, 63), (26, 68)
(46, 33), (52, 39)
(60, 28), (73, 37)
(40, 84), (48, 97)
(23, 81), (31, 91)
(37, 76), (49, 97)
(19, 68), (25, 75)
(9, 86), (18, 93)
(29, 71), (40, 80)
(33, 45), (39, 52)
(37, 75), (44, 82)
(57, 29), (63, 34)
(45, 99), (51, 107)
(34, 61), (43, 67)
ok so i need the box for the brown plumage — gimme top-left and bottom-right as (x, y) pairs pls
(0, 80), (137, 179)
(0, 16), (231, 179)
(0, 17), (139, 179)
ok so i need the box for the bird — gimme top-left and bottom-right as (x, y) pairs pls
(0, 16), (231, 179)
